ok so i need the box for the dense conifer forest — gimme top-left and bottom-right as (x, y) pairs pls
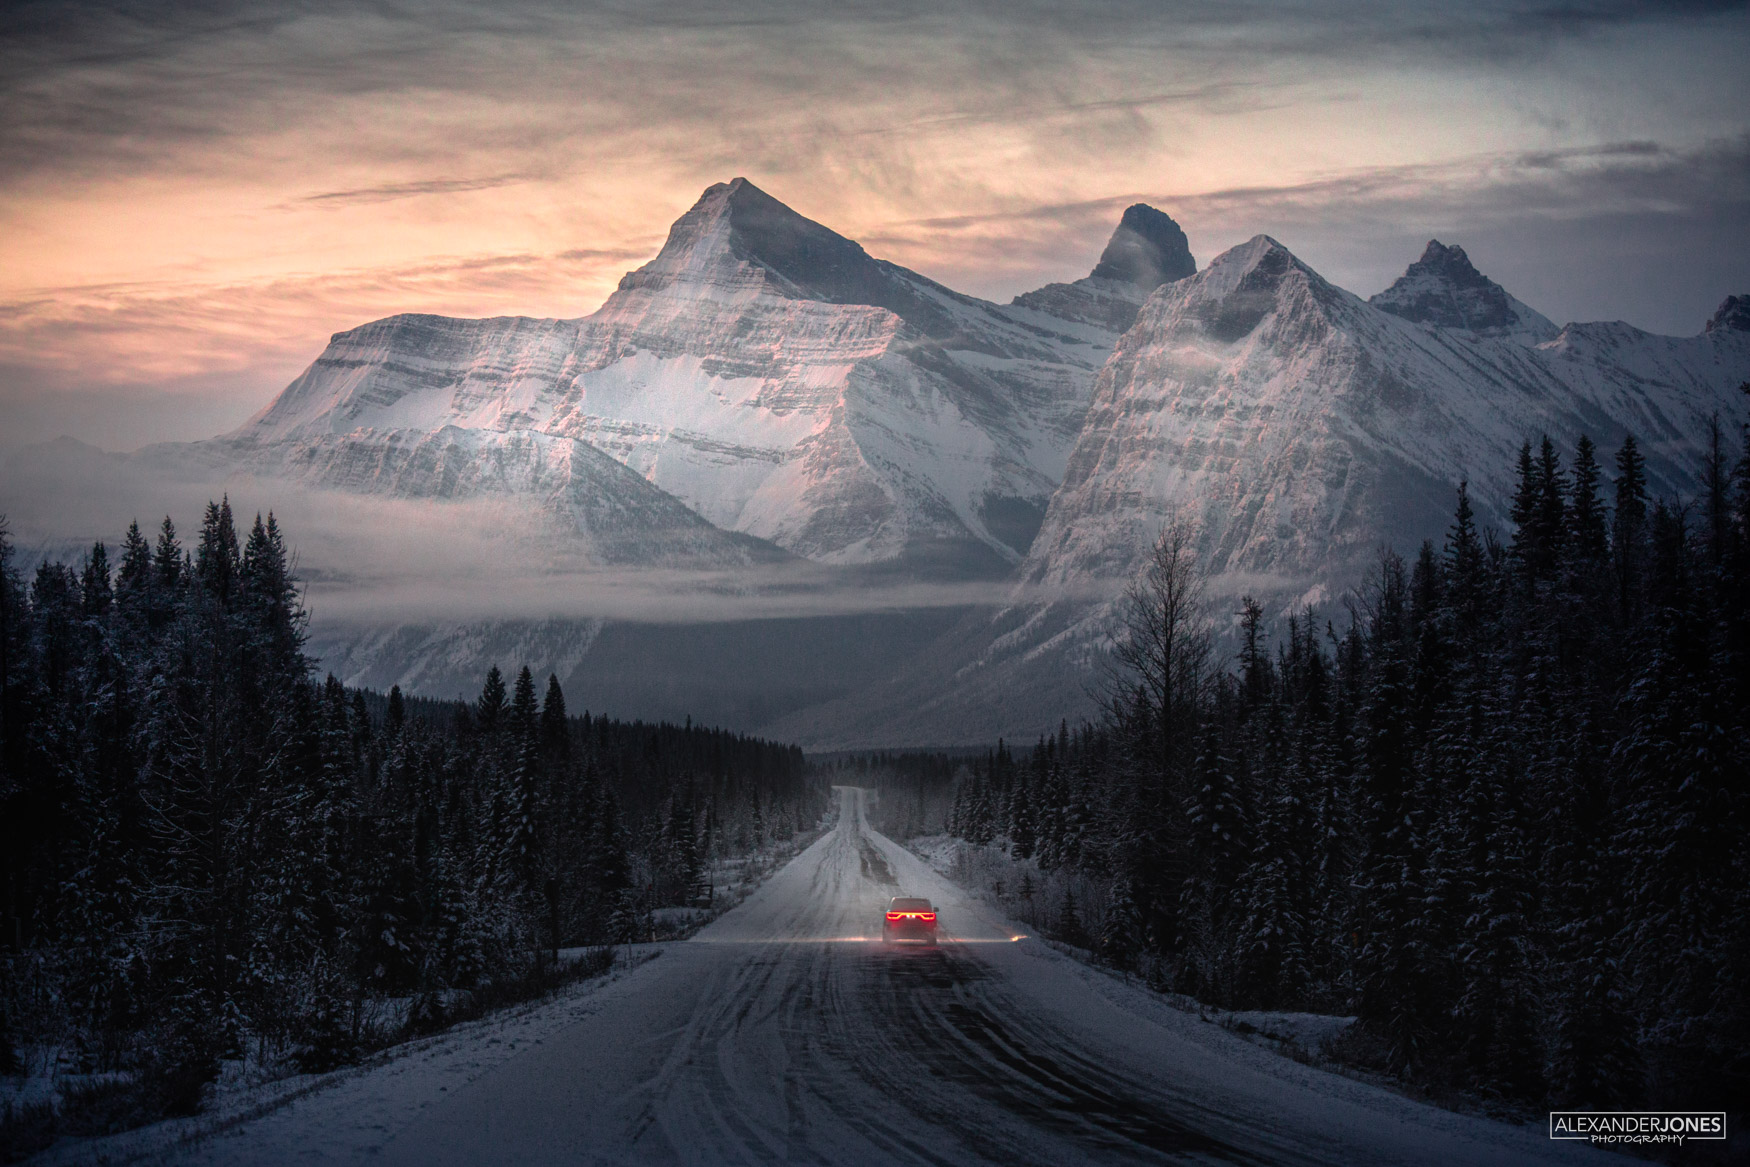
(895, 424), (1750, 1111)
(0, 502), (819, 1127)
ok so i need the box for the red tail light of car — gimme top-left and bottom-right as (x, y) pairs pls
(885, 911), (936, 921)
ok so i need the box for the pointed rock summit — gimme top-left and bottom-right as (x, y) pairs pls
(1012, 203), (1196, 332)
(1183, 235), (1316, 335)
(1370, 240), (1556, 340)
(1088, 203), (1197, 293)
(616, 177), (867, 297)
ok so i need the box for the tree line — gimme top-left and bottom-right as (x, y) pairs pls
(0, 500), (819, 1126)
(936, 423), (1749, 1111)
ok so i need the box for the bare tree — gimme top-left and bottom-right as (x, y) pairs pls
(1108, 517), (1212, 782)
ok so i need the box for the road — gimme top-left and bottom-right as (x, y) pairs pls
(166, 787), (1610, 1166)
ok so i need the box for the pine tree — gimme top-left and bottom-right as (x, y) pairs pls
(1701, 414), (1732, 570)
(79, 542), (113, 617)
(1569, 435), (1609, 566)
(1008, 779), (1036, 860)
(1100, 876), (1144, 971)
(1056, 886), (1088, 948)
(1237, 774), (1309, 1008)
(1613, 434), (1649, 621)
(1509, 441), (1540, 571)
(476, 666), (507, 735)
(240, 512), (303, 675)
(541, 673), (569, 764)
(153, 516), (182, 592)
(1535, 436), (1569, 566)
(116, 520), (152, 615)
(1238, 595), (1271, 716)
(196, 497), (241, 607)
(503, 667), (542, 888)
(1179, 720), (1248, 999)
(1351, 551), (1441, 1072)
(1453, 757), (1542, 1098)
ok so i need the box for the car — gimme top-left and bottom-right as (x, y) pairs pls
(883, 896), (939, 944)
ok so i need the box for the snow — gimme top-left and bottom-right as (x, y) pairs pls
(901, 834), (1359, 1060)
(1219, 1010), (1357, 1055)
(43, 789), (1620, 1165)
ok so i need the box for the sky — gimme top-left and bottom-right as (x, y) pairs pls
(1, 0), (1747, 451)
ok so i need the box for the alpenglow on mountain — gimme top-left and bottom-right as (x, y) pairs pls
(134, 180), (1749, 745)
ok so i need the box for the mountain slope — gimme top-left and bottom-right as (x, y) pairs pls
(771, 237), (1750, 747)
(1025, 233), (1749, 596)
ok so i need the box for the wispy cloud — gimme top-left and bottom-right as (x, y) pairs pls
(294, 173), (534, 207)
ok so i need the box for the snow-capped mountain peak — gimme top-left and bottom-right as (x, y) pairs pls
(1173, 233), (1339, 341)
(1370, 239), (1558, 341)
(610, 176), (980, 341)
(95, 182), (1750, 744)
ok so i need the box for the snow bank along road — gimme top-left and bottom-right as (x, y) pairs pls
(165, 787), (1611, 1166)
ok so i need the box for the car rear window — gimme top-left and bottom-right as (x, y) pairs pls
(891, 898), (932, 911)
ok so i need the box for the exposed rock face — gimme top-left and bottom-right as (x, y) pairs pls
(1707, 294), (1750, 334)
(1089, 203), (1197, 291)
(1370, 240), (1558, 340)
(1012, 203), (1198, 333)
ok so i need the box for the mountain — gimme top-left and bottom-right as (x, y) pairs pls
(103, 180), (1182, 704)
(33, 185), (1747, 745)
(1012, 203), (1197, 332)
(1022, 233), (1746, 596)
(215, 178), (1145, 575)
(1369, 240), (1557, 341)
(770, 236), (1750, 747)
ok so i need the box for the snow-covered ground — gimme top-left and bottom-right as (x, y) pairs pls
(29, 789), (1617, 1165)
(10, 828), (825, 1165)
(905, 833), (1362, 1064)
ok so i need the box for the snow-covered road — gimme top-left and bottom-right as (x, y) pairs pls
(162, 788), (1612, 1165)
